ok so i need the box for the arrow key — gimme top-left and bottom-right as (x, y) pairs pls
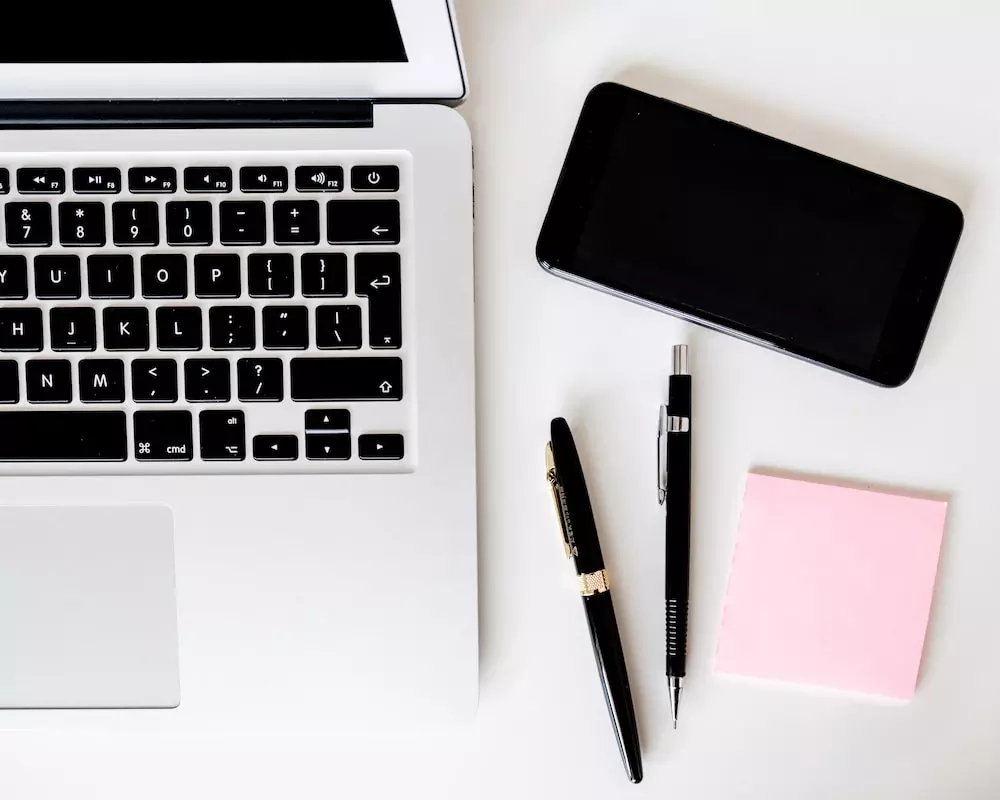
(359, 434), (404, 461)
(305, 409), (350, 434)
(253, 434), (299, 462)
(327, 200), (399, 244)
(305, 433), (351, 461)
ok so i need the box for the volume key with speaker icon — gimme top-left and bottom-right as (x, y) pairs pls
(295, 166), (344, 193)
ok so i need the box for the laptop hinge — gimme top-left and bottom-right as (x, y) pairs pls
(0, 99), (374, 129)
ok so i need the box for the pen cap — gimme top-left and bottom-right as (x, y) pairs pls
(549, 418), (605, 575)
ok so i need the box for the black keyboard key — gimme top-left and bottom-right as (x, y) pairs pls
(0, 255), (28, 299)
(73, 168), (121, 194)
(129, 167), (176, 194)
(356, 253), (402, 349)
(26, 359), (72, 403)
(240, 166), (288, 193)
(132, 359), (178, 402)
(219, 201), (266, 246)
(305, 433), (351, 461)
(184, 358), (231, 402)
(351, 165), (399, 192)
(166, 201), (213, 246)
(291, 357), (403, 401)
(295, 166), (344, 193)
(273, 201), (319, 245)
(200, 410), (246, 461)
(50, 307), (97, 352)
(134, 411), (193, 461)
(5, 203), (53, 247)
(79, 359), (125, 403)
(195, 254), (241, 298)
(359, 433), (405, 460)
(58, 202), (106, 247)
(304, 408), (352, 459)
(237, 358), (283, 402)
(0, 308), (43, 351)
(141, 254), (188, 298)
(209, 306), (255, 350)
(248, 253), (294, 297)
(253, 434), (298, 461)
(327, 200), (400, 244)
(35, 255), (82, 299)
(0, 361), (18, 403)
(0, 411), (126, 462)
(184, 167), (233, 193)
(17, 168), (65, 194)
(112, 202), (159, 246)
(0, 168), (8, 194)
(103, 307), (150, 351)
(301, 253), (347, 297)
(305, 409), (350, 433)
(87, 254), (135, 299)
(316, 305), (362, 350)
(156, 307), (202, 351)
(263, 306), (308, 350)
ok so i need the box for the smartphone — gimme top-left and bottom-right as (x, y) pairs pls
(536, 82), (964, 387)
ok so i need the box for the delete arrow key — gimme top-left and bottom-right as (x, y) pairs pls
(327, 199), (400, 244)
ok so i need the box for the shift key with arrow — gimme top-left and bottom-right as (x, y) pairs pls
(356, 253), (402, 349)
(327, 200), (400, 244)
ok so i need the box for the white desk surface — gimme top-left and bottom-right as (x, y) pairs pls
(6, 1), (1000, 797)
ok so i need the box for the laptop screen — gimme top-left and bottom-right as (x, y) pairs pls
(2, 2), (407, 63)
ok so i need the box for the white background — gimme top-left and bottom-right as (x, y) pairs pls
(5, 0), (1000, 797)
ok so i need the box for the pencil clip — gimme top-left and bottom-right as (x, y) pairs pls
(657, 405), (668, 505)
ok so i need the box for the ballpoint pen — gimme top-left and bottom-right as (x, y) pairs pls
(546, 417), (643, 784)
(658, 344), (692, 729)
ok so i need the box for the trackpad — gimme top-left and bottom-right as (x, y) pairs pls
(0, 506), (180, 709)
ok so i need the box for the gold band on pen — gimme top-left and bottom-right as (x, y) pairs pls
(579, 569), (611, 596)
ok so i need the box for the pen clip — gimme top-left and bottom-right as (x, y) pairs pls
(546, 442), (575, 559)
(658, 405), (668, 505)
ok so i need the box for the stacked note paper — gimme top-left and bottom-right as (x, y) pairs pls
(715, 472), (948, 700)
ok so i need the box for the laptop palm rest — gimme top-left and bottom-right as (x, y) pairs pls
(0, 505), (179, 709)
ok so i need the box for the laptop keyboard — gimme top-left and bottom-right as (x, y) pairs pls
(0, 153), (413, 473)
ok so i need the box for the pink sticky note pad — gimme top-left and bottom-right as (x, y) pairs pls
(715, 472), (947, 700)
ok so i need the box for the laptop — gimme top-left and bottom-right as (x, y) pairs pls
(0, 2), (478, 730)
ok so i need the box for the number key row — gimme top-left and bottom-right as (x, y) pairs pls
(2, 200), (400, 247)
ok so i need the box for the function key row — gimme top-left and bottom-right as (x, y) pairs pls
(0, 166), (399, 196)
(2, 199), (400, 247)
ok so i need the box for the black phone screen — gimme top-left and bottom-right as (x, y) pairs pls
(537, 83), (964, 386)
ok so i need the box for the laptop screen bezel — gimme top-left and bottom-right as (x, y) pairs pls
(0, 1), (466, 103)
